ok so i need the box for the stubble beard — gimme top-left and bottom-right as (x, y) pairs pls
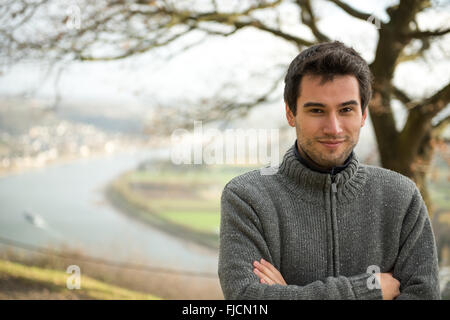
(298, 134), (358, 168)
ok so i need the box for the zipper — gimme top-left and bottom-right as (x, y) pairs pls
(330, 174), (340, 277)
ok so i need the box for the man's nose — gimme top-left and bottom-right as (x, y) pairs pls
(323, 113), (343, 136)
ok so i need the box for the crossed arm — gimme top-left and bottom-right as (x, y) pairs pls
(252, 258), (401, 300)
(218, 187), (385, 300)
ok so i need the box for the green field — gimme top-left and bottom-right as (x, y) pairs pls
(108, 163), (257, 248)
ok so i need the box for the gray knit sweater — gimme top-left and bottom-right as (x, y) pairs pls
(218, 145), (441, 300)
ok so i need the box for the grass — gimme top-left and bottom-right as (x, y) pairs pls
(162, 211), (221, 233)
(0, 259), (160, 300)
(149, 198), (219, 212)
(108, 163), (257, 248)
(126, 164), (249, 185)
(105, 183), (222, 249)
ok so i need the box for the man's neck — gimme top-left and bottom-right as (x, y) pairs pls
(294, 140), (353, 175)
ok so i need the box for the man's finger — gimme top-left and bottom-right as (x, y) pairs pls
(253, 260), (288, 286)
(253, 268), (275, 285)
(260, 259), (280, 275)
(260, 259), (287, 285)
(253, 262), (275, 280)
(261, 278), (274, 285)
(253, 260), (277, 280)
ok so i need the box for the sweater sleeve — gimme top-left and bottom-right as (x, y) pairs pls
(392, 187), (441, 300)
(218, 184), (383, 300)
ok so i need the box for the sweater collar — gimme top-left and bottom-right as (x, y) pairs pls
(277, 143), (367, 203)
(293, 139), (354, 175)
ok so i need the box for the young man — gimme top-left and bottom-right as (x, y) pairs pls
(218, 41), (441, 300)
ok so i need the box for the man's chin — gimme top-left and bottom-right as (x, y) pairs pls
(317, 156), (348, 168)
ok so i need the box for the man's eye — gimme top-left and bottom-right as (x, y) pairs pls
(310, 109), (323, 113)
(341, 107), (353, 113)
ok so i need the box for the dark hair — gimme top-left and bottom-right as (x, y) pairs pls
(284, 41), (373, 115)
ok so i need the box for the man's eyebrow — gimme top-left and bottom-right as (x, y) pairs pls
(303, 102), (326, 108)
(302, 100), (359, 108)
(339, 100), (359, 107)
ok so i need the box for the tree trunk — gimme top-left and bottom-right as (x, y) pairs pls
(410, 128), (435, 217)
(369, 84), (437, 219)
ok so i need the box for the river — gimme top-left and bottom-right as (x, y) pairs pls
(0, 149), (218, 274)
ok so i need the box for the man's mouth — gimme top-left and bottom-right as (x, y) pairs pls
(318, 140), (345, 149)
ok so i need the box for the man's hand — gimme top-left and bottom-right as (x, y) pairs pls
(253, 259), (287, 286)
(253, 259), (400, 299)
(378, 272), (400, 300)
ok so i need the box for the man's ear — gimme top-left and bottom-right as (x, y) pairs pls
(361, 107), (368, 127)
(285, 103), (296, 127)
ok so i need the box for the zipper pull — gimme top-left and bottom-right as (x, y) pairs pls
(331, 174), (339, 193)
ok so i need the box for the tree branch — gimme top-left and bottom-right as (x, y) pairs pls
(78, 25), (196, 61)
(432, 114), (449, 133)
(392, 86), (412, 105)
(148, 68), (286, 134)
(240, 0), (284, 16)
(234, 19), (315, 47)
(371, 0), (431, 81)
(296, 0), (330, 42)
(395, 38), (431, 66)
(405, 27), (450, 39)
(128, 2), (313, 50)
(414, 82), (450, 117)
(327, 0), (376, 21)
(392, 85), (426, 110)
(199, 68), (285, 123)
(399, 82), (450, 161)
(0, 0), (49, 32)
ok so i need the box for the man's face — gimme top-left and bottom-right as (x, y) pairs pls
(285, 74), (367, 169)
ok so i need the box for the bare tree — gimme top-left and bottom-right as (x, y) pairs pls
(1, 0), (449, 215)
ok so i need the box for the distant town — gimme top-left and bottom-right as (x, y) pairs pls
(0, 98), (159, 176)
